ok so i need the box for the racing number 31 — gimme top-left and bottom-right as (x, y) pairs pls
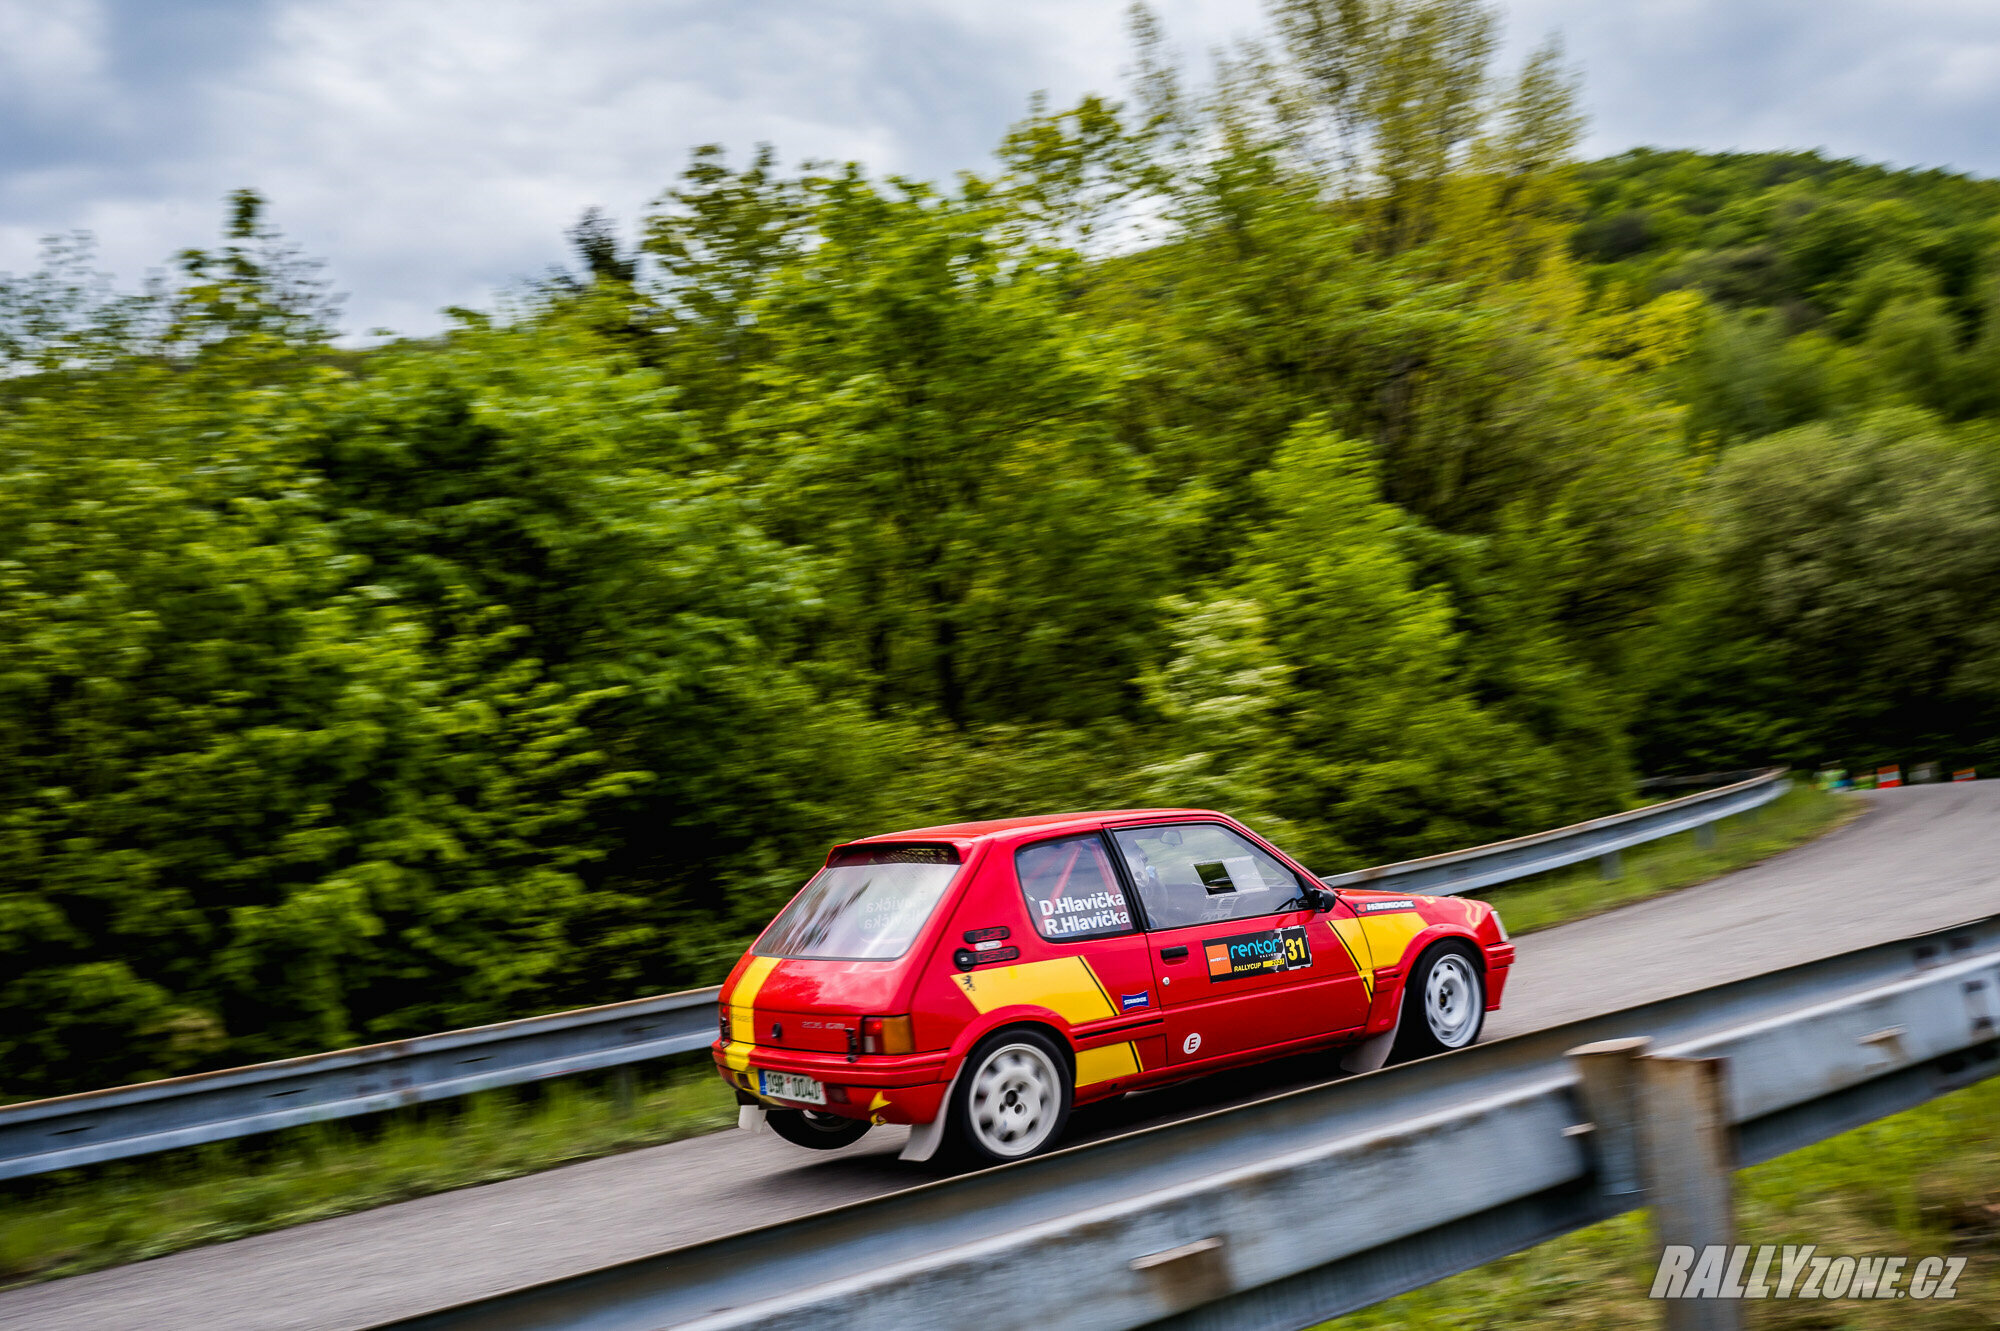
(1204, 924), (1312, 982)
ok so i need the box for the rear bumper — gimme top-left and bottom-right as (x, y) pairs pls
(713, 1040), (951, 1125)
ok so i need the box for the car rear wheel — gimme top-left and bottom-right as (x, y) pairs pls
(766, 1107), (872, 1150)
(1390, 941), (1486, 1062)
(950, 1028), (1073, 1164)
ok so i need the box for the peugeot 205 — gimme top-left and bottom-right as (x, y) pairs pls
(713, 809), (1513, 1164)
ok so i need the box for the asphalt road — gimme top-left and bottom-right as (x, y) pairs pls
(6, 782), (1998, 1331)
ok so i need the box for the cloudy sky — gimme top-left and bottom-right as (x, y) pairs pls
(4, 0), (1999, 339)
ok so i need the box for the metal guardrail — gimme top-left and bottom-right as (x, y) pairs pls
(0, 988), (719, 1181)
(0, 770), (1790, 1180)
(1319, 767), (1789, 897)
(1635, 767), (1768, 794)
(380, 913), (2000, 1331)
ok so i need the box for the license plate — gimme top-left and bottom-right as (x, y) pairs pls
(758, 1070), (825, 1105)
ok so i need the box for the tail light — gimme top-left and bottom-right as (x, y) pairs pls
(861, 1015), (915, 1055)
(719, 1007), (731, 1043)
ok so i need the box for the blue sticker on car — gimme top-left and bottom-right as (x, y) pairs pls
(1121, 991), (1150, 1011)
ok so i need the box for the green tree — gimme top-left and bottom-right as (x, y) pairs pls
(723, 170), (1177, 729)
(1865, 293), (1958, 411)
(1190, 419), (1568, 867)
(0, 344), (633, 1089)
(1637, 410), (2000, 773)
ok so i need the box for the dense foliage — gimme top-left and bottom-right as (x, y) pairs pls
(5, 1), (1997, 1094)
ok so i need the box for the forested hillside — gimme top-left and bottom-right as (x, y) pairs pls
(4, 0), (1998, 1095)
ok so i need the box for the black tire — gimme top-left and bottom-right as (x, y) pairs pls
(947, 1027), (1074, 1164)
(1389, 940), (1486, 1062)
(766, 1107), (872, 1150)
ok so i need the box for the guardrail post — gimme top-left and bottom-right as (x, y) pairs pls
(1695, 822), (1717, 851)
(1570, 1041), (1740, 1331)
(1570, 1037), (1649, 1195)
(1598, 849), (1623, 879)
(1639, 1055), (1738, 1331)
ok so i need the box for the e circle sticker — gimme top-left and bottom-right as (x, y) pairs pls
(1182, 1032), (1202, 1055)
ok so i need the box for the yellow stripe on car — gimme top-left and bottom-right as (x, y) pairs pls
(1074, 1041), (1140, 1087)
(950, 957), (1120, 1023)
(1328, 917), (1376, 998)
(721, 955), (780, 1073)
(1354, 911), (1428, 979)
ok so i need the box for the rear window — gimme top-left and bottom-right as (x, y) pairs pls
(1016, 833), (1135, 941)
(754, 844), (962, 960)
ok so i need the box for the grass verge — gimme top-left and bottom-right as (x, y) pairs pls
(1327, 1065), (2000, 1329)
(0, 1062), (736, 1289)
(0, 783), (1859, 1291)
(1482, 782), (1858, 937)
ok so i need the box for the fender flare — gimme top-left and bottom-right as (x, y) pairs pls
(941, 1009), (1077, 1081)
(1387, 923), (1488, 987)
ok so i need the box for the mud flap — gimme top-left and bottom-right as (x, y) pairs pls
(738, 1105), (768, 1134)
(897, 1064), (964, 1163)
(1339, 1012), (1399, 1074)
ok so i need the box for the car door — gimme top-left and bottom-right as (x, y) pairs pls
(1110, 821), (1371, 1065)
(1006, 831), (1164, 1090)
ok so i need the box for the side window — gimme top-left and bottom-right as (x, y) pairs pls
(1015, 834), (1136, 942)
(1110, 823), (1305, 931)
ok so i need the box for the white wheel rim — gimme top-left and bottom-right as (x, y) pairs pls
(967, 1042), (1061, 1158)
(1425, 954), (1480, 1047)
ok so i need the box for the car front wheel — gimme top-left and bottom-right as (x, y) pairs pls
(950, 1028), (1073, 1164)
(1391, 941), (1486, 1061)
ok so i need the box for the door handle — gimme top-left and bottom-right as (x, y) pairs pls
(1160, 945), (1189, 962)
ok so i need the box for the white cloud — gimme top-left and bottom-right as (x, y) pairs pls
(2, 0), (1997, 341)
(0, 0), (106, 106)
(1505, 0), (2000, 169)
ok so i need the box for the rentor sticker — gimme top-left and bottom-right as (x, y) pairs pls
(1203, 925), (1312, 981)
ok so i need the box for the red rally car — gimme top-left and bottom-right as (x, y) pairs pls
(713, 809), (1514, 1164)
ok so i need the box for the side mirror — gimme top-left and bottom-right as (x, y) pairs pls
(1307, 885), (1337, 912)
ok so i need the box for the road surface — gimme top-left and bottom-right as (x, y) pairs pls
(5, 782), (1997, 1331)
